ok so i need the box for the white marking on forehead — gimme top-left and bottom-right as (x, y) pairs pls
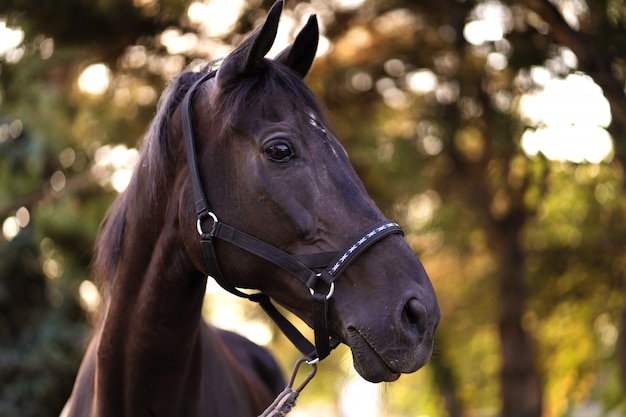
(307, 111), (347, 160)
(308, 112), (327, 134)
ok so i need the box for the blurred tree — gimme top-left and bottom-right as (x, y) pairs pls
(511, 0), (626, 402)
(1, 0), (626, 416)
(0, 2), (177, 415)
(313, 1), (626, 416)
(316, 2), (546, 415)
(0, 123), (90, 416)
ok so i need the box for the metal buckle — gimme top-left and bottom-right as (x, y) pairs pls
(196, 211), (219, 236)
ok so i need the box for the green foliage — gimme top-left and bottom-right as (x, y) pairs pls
(0, 228), (87, 417)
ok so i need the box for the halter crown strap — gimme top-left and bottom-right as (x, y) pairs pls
(180, 70), (403, 362)
(181, 70), (218, 220)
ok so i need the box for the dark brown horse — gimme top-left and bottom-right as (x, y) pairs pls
(62, 2), (440, 416)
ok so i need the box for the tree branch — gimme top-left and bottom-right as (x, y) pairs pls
(0, 171), (101, 222)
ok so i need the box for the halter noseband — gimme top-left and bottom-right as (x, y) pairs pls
(181, 70), (403, 362)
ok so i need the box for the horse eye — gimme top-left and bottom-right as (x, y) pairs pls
(265, 142), (294, 162)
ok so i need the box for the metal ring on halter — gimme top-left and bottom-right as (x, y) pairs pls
(305, 357), (320, 365)
(309, 281), (335, 300)
(196, 212), (219, 236)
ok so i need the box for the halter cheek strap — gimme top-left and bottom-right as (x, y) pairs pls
(181, 70), (403, 362)
(200, 216), (402, 360)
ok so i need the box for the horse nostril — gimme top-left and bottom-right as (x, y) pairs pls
(403, 298), (427, 331)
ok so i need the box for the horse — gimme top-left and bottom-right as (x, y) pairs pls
(61, 2), (440, 416)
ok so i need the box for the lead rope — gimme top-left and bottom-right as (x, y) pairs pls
(258, 358), (318, 417)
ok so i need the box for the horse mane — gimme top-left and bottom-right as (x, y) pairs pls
(92, 59), (327, 295)
(92, 69), (207, 293)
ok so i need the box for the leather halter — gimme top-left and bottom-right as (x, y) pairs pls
(181, 70), (403, 361)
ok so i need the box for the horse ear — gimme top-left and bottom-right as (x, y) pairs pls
(217, 1), (283, 86)
(274, 15), (319, 78)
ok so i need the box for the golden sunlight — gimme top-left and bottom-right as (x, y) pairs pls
(1, 207), (30, 241)
(78, 280), (102, 314)
(2, 216), (19, 241)
(0, 21), (24, 62)
(187, 0), (245, 38)
(519, 73), (613, 163)
(331, 0), (365, 10)
(205, 282), (273, 346)
(340, 372), (382, 417)
(91, 144), (139, 192)
(406, 69), (438, 94)
(463, 1), (511, 45)
(78, 63), (111, 95)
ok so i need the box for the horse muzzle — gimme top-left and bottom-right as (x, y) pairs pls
(346, 297), (440, 382)
(331, 242), (441, 383)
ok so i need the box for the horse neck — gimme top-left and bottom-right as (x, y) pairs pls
(102, 166), (204, 322)
(95, 167), (210, 413)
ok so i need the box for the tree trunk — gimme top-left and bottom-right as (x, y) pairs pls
(518, 0), (626, 392)
(430, 338), (465, 417)
(489, 217), (543, 417)
(618, 299), (626, 387)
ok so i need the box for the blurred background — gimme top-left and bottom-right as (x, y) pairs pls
(1, 0), (625, 416)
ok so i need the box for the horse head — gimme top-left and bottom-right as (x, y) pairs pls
(176, 0), (440, 383)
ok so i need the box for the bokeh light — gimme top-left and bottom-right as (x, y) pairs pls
(78, 63), (111, 95)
